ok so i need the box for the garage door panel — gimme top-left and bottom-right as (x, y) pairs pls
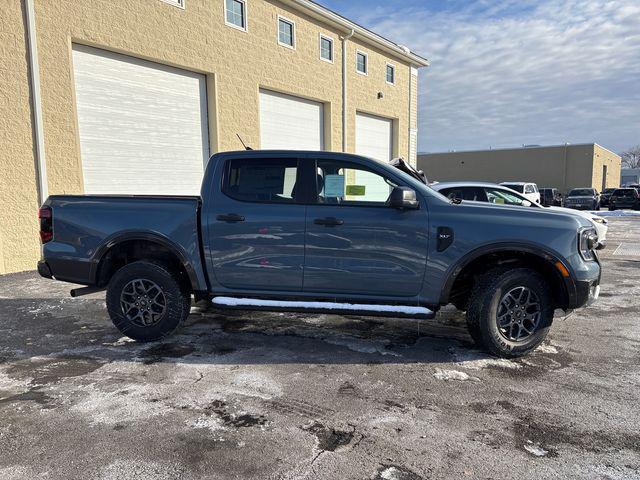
(72, 45), (209, 195)
(355, 112), (392, 162)
(259, 90), (324, 150)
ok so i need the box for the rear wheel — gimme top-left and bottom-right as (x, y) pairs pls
(466, 268), (554, 358)
(106, 261), (191, 342)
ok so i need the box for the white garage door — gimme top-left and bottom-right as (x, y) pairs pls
(259, 90), (324, 150)
(356, 112), (393, 162)
(72, 45), (209, 195)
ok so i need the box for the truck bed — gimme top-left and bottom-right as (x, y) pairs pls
(41, 195), (208, 290)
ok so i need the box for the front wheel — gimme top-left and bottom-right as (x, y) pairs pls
(106, 261), (191, 342)
(466, 268), (554, 358)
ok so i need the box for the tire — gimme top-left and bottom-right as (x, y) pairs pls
(466, 267), (554, 358)
(106, 261), (191, 342)
(609, 205), (616, 211)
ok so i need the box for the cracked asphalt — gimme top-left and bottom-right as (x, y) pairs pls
(0, 217), (639, 480)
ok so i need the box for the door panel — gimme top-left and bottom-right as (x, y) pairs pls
(208, 157), (306, 291)
(304, 159), (428, 297)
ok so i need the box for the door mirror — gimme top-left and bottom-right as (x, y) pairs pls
(523, 200), (533, 207)
(389, 186), (419, 210)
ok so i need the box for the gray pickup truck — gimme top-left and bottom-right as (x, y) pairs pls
(38, 151), (601, 357)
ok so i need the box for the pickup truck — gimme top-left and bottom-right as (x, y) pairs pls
(38, 151), (601, 358)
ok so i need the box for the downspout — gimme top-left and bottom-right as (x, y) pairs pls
(25, 0), (48, 204)
(341, 29), (355, 152)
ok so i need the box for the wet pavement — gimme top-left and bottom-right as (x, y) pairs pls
(0, 217), (639, 479)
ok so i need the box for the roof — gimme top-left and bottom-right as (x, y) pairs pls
(419, 143), (618, 156)
(431, 181), (503, 190)
(282, 0), (429, 67)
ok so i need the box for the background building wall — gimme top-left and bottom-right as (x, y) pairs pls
(418, 144), (621, 193)
(0, 0), (42, 275)
(1, 0), (420, 274)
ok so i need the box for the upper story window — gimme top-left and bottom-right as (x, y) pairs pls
(225, 0), (246, 31)
(319, 34), (333, 63)
(278, 16), (295, 49)
(160, 0), (185, 8)
(386, 64), (395, 84)
(356, 51), (368, 75)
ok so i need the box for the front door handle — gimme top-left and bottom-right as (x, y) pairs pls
(314, 217), (344, 226)
(216, 213), (245, 223)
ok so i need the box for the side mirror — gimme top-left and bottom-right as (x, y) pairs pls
(389, 186), (419, 210)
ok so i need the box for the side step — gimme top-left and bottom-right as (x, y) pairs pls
(211, 296), (435, 319)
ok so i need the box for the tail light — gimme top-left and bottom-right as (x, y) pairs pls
(38, 206), (53, 243)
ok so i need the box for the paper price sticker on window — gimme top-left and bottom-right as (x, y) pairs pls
(324, 175), (345, 197)
(346, 185), (366, 196)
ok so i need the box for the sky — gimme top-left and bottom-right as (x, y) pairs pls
(322, 0), (640, 154)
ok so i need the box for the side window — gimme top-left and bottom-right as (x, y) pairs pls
(315, 159), (397, 206)
(524, 184), (534, 194)
(442, 188), (483, 201)
(224, 158), (298, 203)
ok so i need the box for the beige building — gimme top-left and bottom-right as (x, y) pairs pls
(418, 144), (621, 194)
(0, 0), (428, 275)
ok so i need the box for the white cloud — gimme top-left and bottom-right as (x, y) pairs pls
(355, 0), (640, 153)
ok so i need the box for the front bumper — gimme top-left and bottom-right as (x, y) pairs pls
(575, 279), (600, 308)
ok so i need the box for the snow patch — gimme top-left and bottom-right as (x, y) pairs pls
(212, 296), (432, 316)
(188, 415), (225, 432)
(536, 344), (558, 354)
(433, 368), (479, 382)
(524, 440), (549, 457)
(448, 347), (521, 370)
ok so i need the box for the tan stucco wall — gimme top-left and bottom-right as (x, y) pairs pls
(1, 0), (421, 274)
(592, 144), (622, 191)
(418, 144), (621, 194)
(0, 0), (42, 275)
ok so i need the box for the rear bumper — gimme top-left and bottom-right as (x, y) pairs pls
(37, 260), (53, 279)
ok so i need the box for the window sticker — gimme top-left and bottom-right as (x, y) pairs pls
(324, 175), (345, 197)
(346, 185), (366, 196)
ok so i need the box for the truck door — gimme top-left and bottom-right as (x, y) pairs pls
(303, 156), (429, 297)
(205, 154), (305, 291)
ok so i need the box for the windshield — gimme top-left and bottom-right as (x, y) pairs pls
(568, 189), (594, 197)
(486, 188), (531, 207)
(603, 188), (616, 194)
(614, 189), (635, 197)
(502, 183), (524, 193)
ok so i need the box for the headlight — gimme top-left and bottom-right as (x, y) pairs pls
(579, 228), (598, 261)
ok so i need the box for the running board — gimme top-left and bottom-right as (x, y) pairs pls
(211, 296), (435, 319)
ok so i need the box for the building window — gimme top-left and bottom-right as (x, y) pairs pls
(356, 51), (367, 75)
(225, 0), (246, 31)
(386, 64), (395, 84)
(319, 34), (333, 63)
(159, 0), (185, 8)
(278, 16), (295, 49)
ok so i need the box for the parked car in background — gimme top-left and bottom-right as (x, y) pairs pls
(540, 188), (563, 207)
(500, 182), (540, 203)
(564, 188), (600, 211)
(37, 151), (602, 358)
(599, 188), (617, 207)
(609, 188), (640, 210)
(432, 182), (608, 248)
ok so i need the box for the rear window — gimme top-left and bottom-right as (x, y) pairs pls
(224, 158), (298, 203)
(614, 189), (635, 197)
(568, 189), (594, 196)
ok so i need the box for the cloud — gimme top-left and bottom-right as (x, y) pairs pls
(337, 0), (640, 153)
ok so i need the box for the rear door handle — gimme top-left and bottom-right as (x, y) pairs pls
(216, 213), (245, 223)
(314, 217), (344, 226)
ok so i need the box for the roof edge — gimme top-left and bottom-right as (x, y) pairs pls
(283, 0), (429, 67)
(419, 143), (621, 156)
